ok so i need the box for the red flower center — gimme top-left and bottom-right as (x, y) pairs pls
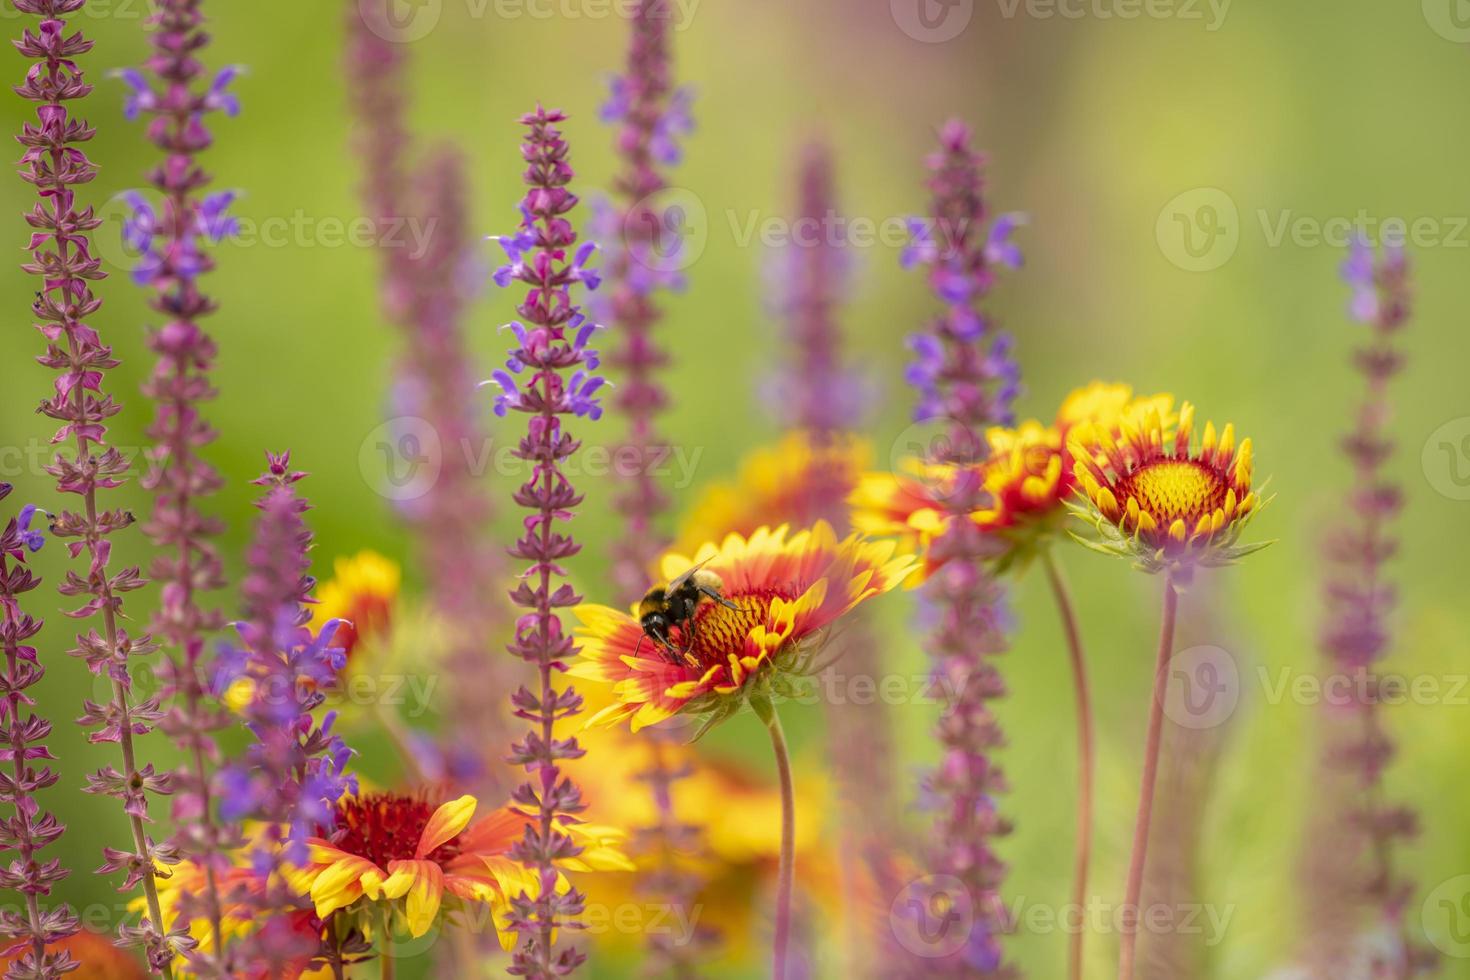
(670, 589), (791, 669)
(322, 792), (462, 866)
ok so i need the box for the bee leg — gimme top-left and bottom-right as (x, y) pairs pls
(699, 587), (741, 611)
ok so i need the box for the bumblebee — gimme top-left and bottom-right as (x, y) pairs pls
(636, 559), (740, 662)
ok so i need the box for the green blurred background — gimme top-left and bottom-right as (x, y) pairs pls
(3, 0), (1470, 976)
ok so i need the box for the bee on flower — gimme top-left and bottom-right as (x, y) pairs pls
(570, 522), (917, 732)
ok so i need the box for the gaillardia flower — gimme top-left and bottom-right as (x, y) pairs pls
(1067, 401), (1268, 579)
(308, 550), (401, 657)
(570, 523), (917, 731)
(290, 792), (630, 945)
(851, 382), (1174, 572)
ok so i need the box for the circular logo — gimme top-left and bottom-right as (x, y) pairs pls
(89, 652), (173, 720)
(1163, 645), (1240, 729)
(358, 0), (443, 43)
(1422, 417), (1470, 501)
(890, 0), (975, 43)
(1155, 188), (1240, 272)
(890, 874), (975, 959)
(1422, 874), (1470, 958)
(886, 417), (981, 503)
(1423, 0), (1470, 42)
(622, 187), (708, 276)
(93, 192), (155, 277)
(359, 416), (442, 502)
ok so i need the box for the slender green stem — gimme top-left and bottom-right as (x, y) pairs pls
(1041, 550), (1094, 980)
(378, 903), (395, 980)
(1118, 579), (1180, 980)
(753, 695), (795, 980)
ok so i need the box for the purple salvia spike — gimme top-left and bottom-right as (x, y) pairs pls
(0, 484), (81, 980)
(598, 4), (714, 972)
(603, 0), (690, 605)
(11, 1), (180, 971)
(214, 453), (357, 976)
(1303, 242), (1435, 977)
(776, 142), (907, 972)
(490, 106), (599, 978)
(901, 121), (1022, 978)
(121, 0), (238, 966)
(344, 10), (510, 791)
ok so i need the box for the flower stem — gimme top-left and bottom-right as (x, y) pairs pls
(753, 695), (795, 980)
(1041, 550), (1093, 980)
(1118, 579), (1180, 980)
(380, 905), (395, 980)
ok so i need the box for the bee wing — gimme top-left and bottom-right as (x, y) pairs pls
(667, 557), (716, 591)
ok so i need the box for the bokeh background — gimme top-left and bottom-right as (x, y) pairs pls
(3, 0), (1470, 976)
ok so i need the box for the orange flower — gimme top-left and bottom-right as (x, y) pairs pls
(850, 382), (1175, 572)
(308, 550), (400, 657)
(570, 523), (917, 731)
(1068, 400), (1268, 578)
(290, 791), (630, 945)
(0, 931), (146, 980)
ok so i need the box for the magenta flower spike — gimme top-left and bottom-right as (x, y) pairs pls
(489, 107), (601, 977)
(344, 10), (509, 786)
(12, 1), (178, 970)
(602, 0), (692, 605)
(0, 485), (81, 980)
(212, 453), (357, 976)
(898, 121), (1021, 977)
(118, 0), (239, 960)
(597, 4), (712, 971)
(1310, 239), (1435, 976)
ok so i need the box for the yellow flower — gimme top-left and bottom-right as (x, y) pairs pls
(851, 381), (1175, 573)
(309, 550), (401, 657)
(289, 791), (631, 946)
(570, 522), (917, 732)
(677, 432), (871, 554)
(1068, 400), (1269, 579)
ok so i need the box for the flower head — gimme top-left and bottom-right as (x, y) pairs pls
(571, 523), (917, 731)
(307, 550), (400, 659)
(1068, 401), (1268, 579)
(291, 791), (629, 944)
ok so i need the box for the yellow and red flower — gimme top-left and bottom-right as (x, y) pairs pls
(570, 522), (918, 731)
(289, 791), (631, 945)
(0, 930), (147, 980)
(1067, 400), (1268, 578)
(851, 382), (1174, 572)
(308, 550), (401, 657)
(676, 431), (871, 555)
